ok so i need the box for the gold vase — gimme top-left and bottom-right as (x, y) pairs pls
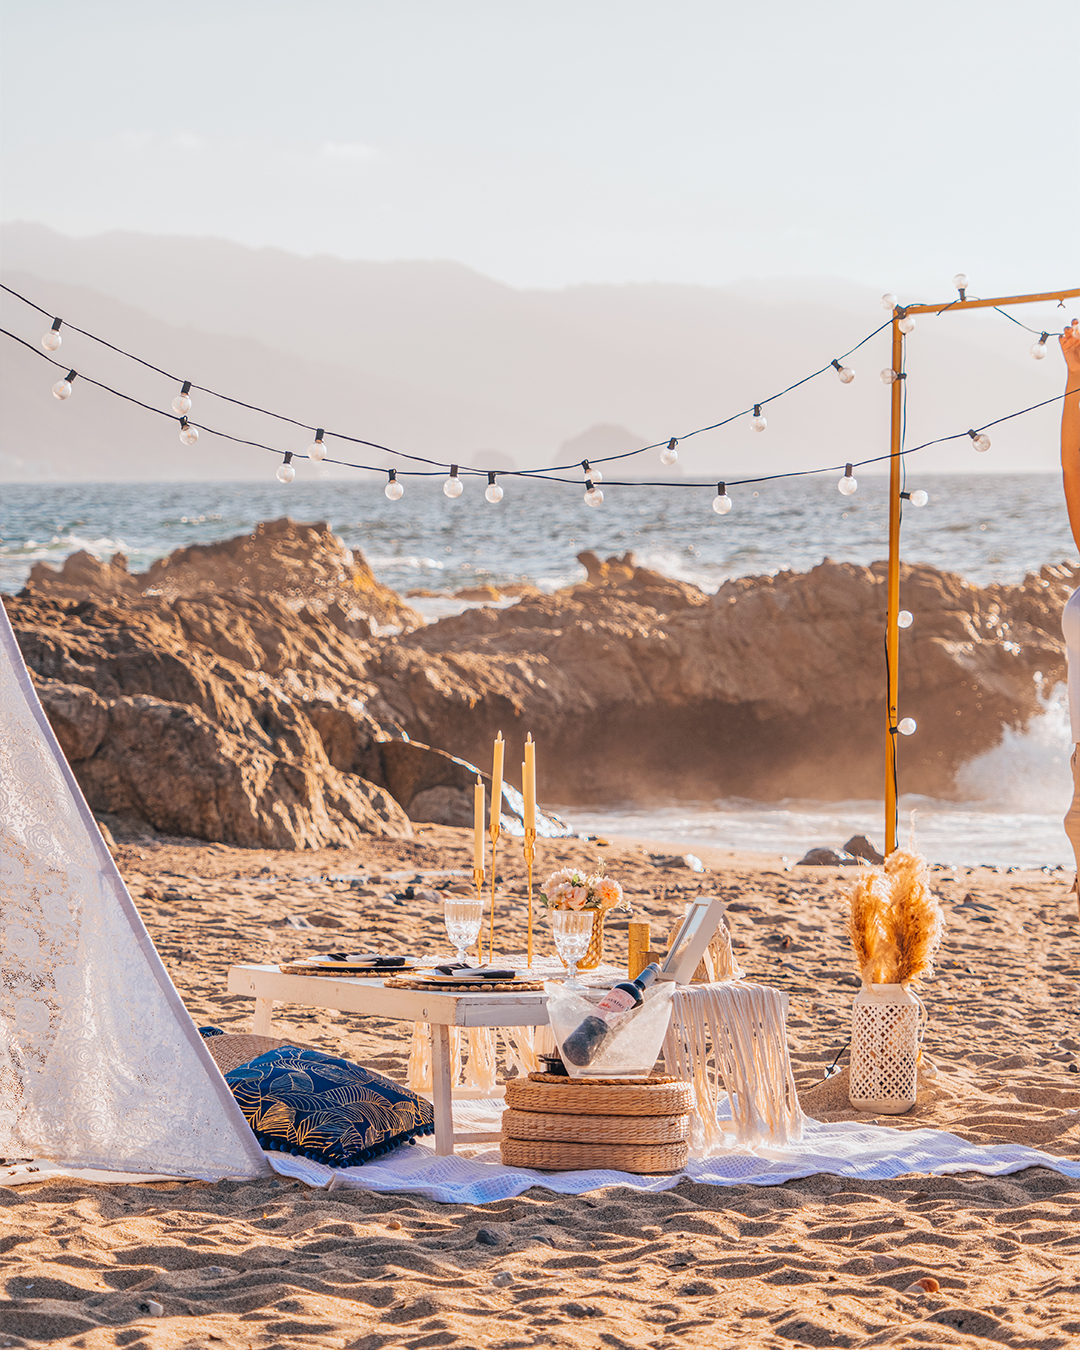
(578, 909), (606, 970)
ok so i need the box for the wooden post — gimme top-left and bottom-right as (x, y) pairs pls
(885, 313), (904, 857)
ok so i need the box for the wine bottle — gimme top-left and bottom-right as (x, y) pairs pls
(560, 963), (661, 1068)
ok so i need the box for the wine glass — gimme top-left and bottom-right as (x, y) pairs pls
(444, 898), (484, 966)
(550, 909), (593, 989)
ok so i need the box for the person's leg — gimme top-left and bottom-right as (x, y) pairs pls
(1063, 745), (1080, 920)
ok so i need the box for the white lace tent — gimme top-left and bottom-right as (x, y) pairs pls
(0, 603), (270, 1180)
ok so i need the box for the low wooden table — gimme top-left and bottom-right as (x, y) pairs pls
(227, 964), (551, 1156)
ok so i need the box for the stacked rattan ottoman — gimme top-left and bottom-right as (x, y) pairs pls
(500, 1073), (693, 1173)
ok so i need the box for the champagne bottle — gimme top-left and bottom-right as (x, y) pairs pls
(560, 963), (661, 1067)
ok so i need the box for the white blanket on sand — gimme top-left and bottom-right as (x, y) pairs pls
(263, 1107), (1080, 1205)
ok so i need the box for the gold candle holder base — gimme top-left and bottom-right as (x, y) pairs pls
(473, 866), (485, 964)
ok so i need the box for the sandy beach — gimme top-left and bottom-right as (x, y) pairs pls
(3, 825), (1078, 1349)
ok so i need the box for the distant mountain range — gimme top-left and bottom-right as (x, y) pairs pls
(0, 222), (1064, 482)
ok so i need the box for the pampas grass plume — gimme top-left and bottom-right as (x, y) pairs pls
(843, 869), (893, 985)
(884, 849), (945, 988)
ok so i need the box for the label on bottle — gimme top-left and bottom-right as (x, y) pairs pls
(596, 988), (638, 1016)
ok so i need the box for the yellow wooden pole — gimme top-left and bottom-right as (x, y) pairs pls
(885, 316), (904, 856)
(902, 287), (1080, 316)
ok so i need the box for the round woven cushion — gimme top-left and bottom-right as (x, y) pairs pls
(505, 1076), (693, 1118)
(500, 1138), (688, 1174)
(501, 1109), (688, 1145)
(201, 1033), (318, 1076)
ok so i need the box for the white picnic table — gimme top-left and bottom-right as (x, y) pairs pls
(227, 963), (556, 1155)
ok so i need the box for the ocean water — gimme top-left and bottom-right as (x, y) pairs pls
(2, 475), (1078, 867)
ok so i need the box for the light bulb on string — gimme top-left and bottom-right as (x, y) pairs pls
(581, 460), (602, 484)
(831, 359), (855, 384)
(308, 428), (326, 462)
(712, 482), (733, 515)
(881, 293), (898, 311)
(897, 717), (917, 736)
(171, 381), (192, 416)
(41, 317), (62, 351)
(1031, 333), (1049, 360)
(443, 465), (464, 497)
(952, 273), (968, 299)
(750, 404), (766, 432)
(880, 368), (901, 385)
(276, 452), (295, 484)
(838, 464), (857, 495)
(897, 610), (914, 629)
(584, 478), (604, 508)
(897, 310), (915, 335)
(485, 472), (503, 504)
(385, 469), (404, 500)
(901, 488), (929, 508)
(178, 417), (199, 446)
(52, 369), (77, 400)
(968, 429), (991, 452)
(660, 438), (679, 466)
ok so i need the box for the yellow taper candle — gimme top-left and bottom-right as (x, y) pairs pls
(524, 734), (536, 832)
(491, 732), (504, 838)
(473, 777), (485, 872)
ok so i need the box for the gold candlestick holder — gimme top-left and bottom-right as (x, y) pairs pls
(473, 866), (485, 965)
(523, 827), (536, 968)
(488, 825), (500, 963)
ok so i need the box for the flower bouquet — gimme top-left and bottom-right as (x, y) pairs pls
(540, 865), (629, 976)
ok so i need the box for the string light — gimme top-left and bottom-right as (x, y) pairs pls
(385, 469), (404, 500)
(880, 368), (903, 385)
(178, 417), (199, 446)
(901, 489), (929, 507)
(712, 482), (733, 514)
(831, 359), (855, 384)
(41, 317), (62, 351)
(52, 369), (77, 400)
(968, 429), (991, 452)
(485, 472), (503, 504)
(838, 463), (857, 495)
(581, 460), (603, 483)
(308, 428), (326, 462)
(897, 610), (914, 628)
(660, 437), (679, 466)
(1031, 333), (1050, 360)
(897, 717), (917, 736)
(443, 464), (464, 497)
(584, 478), (604, 508)
(276, 452), (295, 484)
(953, 273), (969, 300)
(171, 381), (192, 416)
(897, 309), (916, 335)
(750, 405), (766, 432)
(881, 293), (898, 311)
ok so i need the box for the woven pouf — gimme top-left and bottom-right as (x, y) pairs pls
(500, 1073), (692, 1173)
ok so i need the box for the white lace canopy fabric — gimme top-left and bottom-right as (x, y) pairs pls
(0, 604), (268, 1179)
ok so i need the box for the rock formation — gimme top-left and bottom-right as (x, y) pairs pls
(7, 528), (1072, 847)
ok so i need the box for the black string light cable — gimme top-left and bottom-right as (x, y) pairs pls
(2, 322), (1075, 500)
(1, 281), (893, 479)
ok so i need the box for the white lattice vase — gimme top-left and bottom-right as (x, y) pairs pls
(848, 983), (920, 1114)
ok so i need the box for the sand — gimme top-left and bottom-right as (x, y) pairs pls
(3, 825), (1079, 1349)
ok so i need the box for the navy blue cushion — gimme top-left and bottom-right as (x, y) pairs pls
(225, 1046), (434, 1167)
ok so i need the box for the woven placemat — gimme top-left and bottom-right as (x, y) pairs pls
(384, 977), (545, 992)
(278, 964), (418, 977)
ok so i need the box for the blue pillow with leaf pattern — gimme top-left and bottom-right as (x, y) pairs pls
(225, 1045), (434, 1166)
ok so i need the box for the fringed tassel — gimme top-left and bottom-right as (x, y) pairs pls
(500, 1026), (540, 1079)
(463, 1027), (498, 1092)
(407, 1022), (432, 1093)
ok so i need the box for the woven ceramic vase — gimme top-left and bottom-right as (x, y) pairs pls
(578, 909), (606, 970)
(848, 982), (920, 1114)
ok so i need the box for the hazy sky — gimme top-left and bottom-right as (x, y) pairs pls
(2, 0), (1077, 294)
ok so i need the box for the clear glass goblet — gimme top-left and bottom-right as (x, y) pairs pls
(444, 897), (484, 966)
(551, 909), (593, 989)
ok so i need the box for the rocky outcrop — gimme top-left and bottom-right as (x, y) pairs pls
(8, 528), (1073, 838)
(364, 558), (1072, 803)
(27, 517), (421, 633)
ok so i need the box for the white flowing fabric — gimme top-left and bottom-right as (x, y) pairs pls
(0, 604), (269, 1180)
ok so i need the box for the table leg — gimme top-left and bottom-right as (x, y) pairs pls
(252, 997), (275, 1036)
(430, 1024), (455, 1156)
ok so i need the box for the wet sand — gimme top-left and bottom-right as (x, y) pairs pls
(3, 825), (1079, 1348)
